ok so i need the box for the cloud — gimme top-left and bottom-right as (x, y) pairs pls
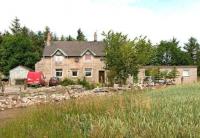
(0, 0), (200, 44)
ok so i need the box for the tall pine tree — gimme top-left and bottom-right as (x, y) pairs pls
(60, 35), (65, 41)
(76, 28), (86, 41)
(184, 37), (200, 64)
(66, 35), (75, 41)
(10, 17), (21, 34)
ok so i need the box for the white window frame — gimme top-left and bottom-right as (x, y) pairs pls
(55, 69), (63, 78)
(85, 68), (92, 77)
(72, 70), (78, 77)
(182, 69), (190, 77)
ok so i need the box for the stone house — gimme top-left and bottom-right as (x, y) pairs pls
(35, 34), (197, 85)
(35, 41), (106, 83)
(138, 66), (197, 84)
(9, 65), (31, 85)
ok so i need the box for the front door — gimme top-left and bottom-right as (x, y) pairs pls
(99, 71), (105, 83)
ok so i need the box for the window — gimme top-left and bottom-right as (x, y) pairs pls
(54, 51), (64, 63)
(183, 70), (190, 77)
(54, 56), (63, 63)
(85, 52), (92, 61)
(55, 69), (63, 77)
(72, 70), (78, 77)
(85, 68), (92, 77)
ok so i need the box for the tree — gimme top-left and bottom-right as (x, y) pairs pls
(0, 34), (40, 75)
(0, 18), (44, 75)
(52, 33), (58, 41)
(103, 31), (139, 84)
(184, 37), (200, 64)
(134, 36), (154, 65)
(153, 38), (190, 65)
(60, 35), (65, 41)
(10, 17), (21, 34)
(43, 26), (51, 42)
(0, 32), (3, 44)
(76, 28), (86, 41)
(66, 35), (75, 41)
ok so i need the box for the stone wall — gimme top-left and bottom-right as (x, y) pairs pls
(138, 66), (197, 84)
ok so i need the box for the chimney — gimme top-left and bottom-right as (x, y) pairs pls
(46, 32), (51, 46)
(94, 32), (97, 42)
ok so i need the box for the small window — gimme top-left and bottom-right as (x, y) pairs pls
(183, 70), (190, 77)
(85, 52), (92, 61)
(54, 56), (63, 63)
(72, 70), (78, 77)
(85, 68), (92, 77)
(55, 69), (63, 77)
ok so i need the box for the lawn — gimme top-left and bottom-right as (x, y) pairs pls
(0, 84), (200, 138)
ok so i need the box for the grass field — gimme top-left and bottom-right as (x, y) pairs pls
(1, 84), (200, 138)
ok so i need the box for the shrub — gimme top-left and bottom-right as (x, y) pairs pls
(77, 78), (96, 90)
(60, 78), (76, 86)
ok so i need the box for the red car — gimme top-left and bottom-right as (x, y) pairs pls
(49, 77), (60, 86)
(26, 71), (46, 86)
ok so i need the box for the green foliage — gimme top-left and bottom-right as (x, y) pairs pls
(184, 37), (200, 64)
(9, 17), (21, 34)
(77, 78), (95, 90)
(145, 67), (179, 83)
(52, 33), (58, 41)
(66, 35), (75, 41)
(60, 78), (95, 90)
(60, 78), (76, 86)
(0, 18), (51, 75)
(167, 67), (180, 81)
(43, 26), (51, 41)
(1, 84), (200, 137)
(60, 35), (65, 41)
(0, 34), (40, 75)
(76, 28), (86, 41)
(153, 38), (190, 65)
(107, 70), (117, 86)
(134, 36), (154, 65)
(103, 31), (153, 84)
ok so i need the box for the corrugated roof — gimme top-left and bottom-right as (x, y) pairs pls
(43, 41), (105, 57)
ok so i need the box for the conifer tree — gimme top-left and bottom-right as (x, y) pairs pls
(76, 28), (86, 41)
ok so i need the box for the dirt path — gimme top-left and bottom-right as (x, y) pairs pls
(0, 108), (26, 127)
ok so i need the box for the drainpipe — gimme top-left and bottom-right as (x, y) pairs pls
(51, 56), (53, 77)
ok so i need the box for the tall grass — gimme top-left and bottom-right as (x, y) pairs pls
(1, 84), (200, 137)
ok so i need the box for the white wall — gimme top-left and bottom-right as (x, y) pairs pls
(9, 66), (30, 85)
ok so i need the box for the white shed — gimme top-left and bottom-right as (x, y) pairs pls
(9, 66), (31, 85)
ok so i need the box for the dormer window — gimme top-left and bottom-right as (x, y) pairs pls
(54, 51), (64, 64)
(85, 52), (92, 61)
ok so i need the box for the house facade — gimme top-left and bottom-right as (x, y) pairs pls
(138, 66), (197, 84)
(35, 34), (197, 85)
(35, 41), (106, 83)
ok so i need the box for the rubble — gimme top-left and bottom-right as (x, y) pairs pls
(0, 85), (111, 111)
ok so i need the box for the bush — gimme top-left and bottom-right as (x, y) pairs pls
(60, 78), (76, 86)
(60, 78), (96, 90)
(77, 78), (96, 90)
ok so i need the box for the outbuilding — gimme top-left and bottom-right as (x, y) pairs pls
(9, 65), (31, 85)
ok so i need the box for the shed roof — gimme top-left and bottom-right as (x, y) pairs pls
(9, 65), (31, 72)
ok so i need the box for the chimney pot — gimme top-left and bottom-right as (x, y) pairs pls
(94, 32), (97, 42)
(47, 32), (51, 46)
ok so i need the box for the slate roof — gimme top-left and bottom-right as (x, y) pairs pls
(43, 41), (105, 57)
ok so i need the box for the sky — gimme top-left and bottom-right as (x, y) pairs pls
(0, 0), (200, 44)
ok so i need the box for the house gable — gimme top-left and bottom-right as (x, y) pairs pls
(50, 49), (68, 57)
(80, 49), (96, 57)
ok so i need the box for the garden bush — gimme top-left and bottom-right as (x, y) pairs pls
(60, 77), (96, 90)
(60, 78), (76, 86)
